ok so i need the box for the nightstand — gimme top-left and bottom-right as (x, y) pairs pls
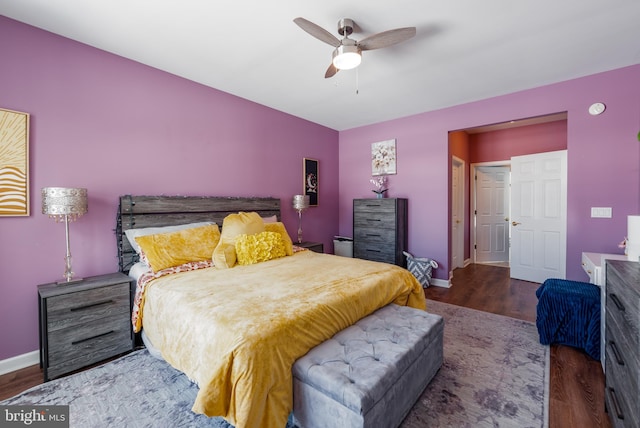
(38, 272), (134, 381)
(297, 241), (324, 253)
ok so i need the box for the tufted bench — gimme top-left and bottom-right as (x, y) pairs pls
(291, 304), (444, 428)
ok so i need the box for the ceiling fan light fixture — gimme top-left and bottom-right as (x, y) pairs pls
(332, 45), (361, 70)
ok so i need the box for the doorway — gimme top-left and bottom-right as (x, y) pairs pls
(449, 112), (568, 283)
(473, 164), (511, 265)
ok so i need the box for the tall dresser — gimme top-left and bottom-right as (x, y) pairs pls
(353, 198), (408, 266)
(605, 260), (640, 428)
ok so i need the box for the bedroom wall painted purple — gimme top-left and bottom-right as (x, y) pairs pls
(0, 17), (339, 360)
(1, 15), (639, 364)
(338, 64), (640, 283)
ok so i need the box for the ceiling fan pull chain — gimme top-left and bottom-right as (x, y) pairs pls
(356, 67), (359, 95)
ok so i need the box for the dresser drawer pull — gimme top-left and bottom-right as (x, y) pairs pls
(72, 330), (115, 345)
(365, 234), (382, 238)
(70, 300), (114, 312)
(607, 387), (625, 420)
(609, 293), (625, 311)
(365, 219), (382, 222)
(608, 341), (625, 366)
(366, 249), (382, 253)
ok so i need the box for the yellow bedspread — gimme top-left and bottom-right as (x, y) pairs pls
(141, 250), (425, 428)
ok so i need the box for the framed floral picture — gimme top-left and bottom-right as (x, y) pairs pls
(371, 139), (396, 176)
(303, 158), (318, 206)
(0, 108), (30, 216)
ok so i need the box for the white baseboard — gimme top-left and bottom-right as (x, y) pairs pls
(430, 277), (451, 288)
(0, 350), (39, 376)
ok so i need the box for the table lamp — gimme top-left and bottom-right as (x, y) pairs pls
(42, 187), (88, 283)
(292, 194), (310, 243)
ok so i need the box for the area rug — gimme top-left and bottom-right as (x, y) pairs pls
(1, 300), (549, 427)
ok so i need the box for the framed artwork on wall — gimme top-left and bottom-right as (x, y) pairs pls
(371, 139), (397, 176)
(303, 158), (318, 206)
(0, 108), (30, 216)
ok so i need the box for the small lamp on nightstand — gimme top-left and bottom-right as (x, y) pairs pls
(292, 194), (310, 244)
(42, 187), (88, 283)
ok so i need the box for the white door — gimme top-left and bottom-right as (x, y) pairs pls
(510, 150), (567, 283)
(451, 157), (465, 269)
(475, 166), (510, 263)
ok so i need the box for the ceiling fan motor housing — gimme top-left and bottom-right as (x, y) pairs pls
(338, 18), (355, 36)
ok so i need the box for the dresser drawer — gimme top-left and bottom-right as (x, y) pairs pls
(606, 338), (640, 427)
(353, 243), (395, 264)
(607, 265), (640, 325)
(354, 227), (396, 244)
(46, 282), (130, 331)
(353, 199), (399, 214)
(606, 306), (639, 389)
(581, 253), (597, 283)
(47, 321), (131, 380)
(606, 322), (639, 395)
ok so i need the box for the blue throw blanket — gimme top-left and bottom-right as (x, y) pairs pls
(535, 278), (600, 360)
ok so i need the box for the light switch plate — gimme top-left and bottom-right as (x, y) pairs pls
(591, 207), (612, 218)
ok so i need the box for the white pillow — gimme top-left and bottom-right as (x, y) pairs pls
(124, 222), (214, 254)
(128, 261), (151, 282)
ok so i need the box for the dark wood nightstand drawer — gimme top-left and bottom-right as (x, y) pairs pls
(46, 282), (130, 331)
(39, 272), (134, 381)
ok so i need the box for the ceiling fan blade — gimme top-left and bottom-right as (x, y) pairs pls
(358, 27), (416, 51)
(294, 17), (341, 47)
(325, 63), (339, 78)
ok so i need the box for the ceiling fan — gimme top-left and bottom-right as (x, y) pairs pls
(294, 17), (416, 78)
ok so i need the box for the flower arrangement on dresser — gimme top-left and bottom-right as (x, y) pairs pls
(370, 176), (388, 198)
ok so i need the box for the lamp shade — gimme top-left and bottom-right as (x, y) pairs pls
(292, 194), (310, 211)
(332, 45), (362, 70)
(42, 187), (88, 221)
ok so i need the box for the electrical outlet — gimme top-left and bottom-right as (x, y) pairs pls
(591, 207), (612, 218)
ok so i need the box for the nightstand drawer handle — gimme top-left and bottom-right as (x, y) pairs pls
(365, 234), (381, 237)
(70, 300), (114, 312)
(609, 293), (625, 311)
(607, 387), (625, 420)
(366, 249), (381, 253)
(608, 341), (625, 366)
(72, 330), (115, 345)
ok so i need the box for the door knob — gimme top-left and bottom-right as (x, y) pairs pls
(512, 221), (521, 226)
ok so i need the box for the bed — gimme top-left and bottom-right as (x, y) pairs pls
(116, 195), (426, 428)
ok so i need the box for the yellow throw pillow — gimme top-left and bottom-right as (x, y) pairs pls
(134, 224), (220, 273)
(235, 231), (286, 265)
(264, 222), (294, 256)
(213, 212), (265, 269)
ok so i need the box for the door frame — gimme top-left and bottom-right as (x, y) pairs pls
(451, 156), (465, 270)
(471, 160), (511, 264)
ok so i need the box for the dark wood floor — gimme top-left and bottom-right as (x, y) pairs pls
(0, 263), (611, 427)
(425, 263), (611, 428)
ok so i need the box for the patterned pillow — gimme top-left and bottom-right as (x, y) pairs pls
(264, 222), (294, 256)
(235, 231), (286, 265)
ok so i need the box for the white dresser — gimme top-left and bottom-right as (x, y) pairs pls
(581, 252), (630, 372)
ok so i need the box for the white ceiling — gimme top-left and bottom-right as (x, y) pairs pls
(2, 1), (639, 131)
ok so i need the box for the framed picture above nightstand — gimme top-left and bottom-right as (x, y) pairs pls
(38, 272), (133, 381)
(297, 241), (324, 253)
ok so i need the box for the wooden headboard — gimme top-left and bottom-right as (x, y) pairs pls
(116, 195), (281, 272)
